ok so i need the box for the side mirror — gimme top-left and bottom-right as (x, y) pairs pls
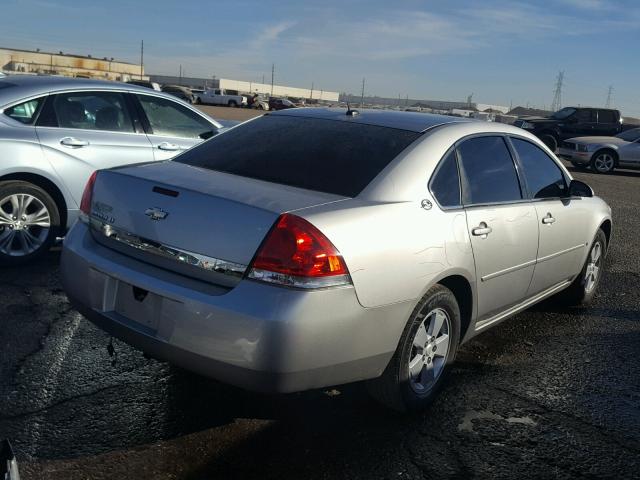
(568, 179), (593, 197)
(199, 130), (217, 140)
(1, 440), (21, 480)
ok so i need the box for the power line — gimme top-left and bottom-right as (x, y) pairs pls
(605, 85), (613, 108)
(550, 71), (564, 112)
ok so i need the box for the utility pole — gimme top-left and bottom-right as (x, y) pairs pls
(360, 77), (365, 108)
(310, 81), (314, 100)
(262, 74), (265, 84)
(140, 40), (144, 79)
(605, 85), (613, 108)
(405, 94), (408, 107)
(270, 63), (275, 96)
(179, 64), (182, 85)
(550, 71), (564, 112)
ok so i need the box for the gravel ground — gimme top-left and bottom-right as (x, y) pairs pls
(0, 164), (638, 480)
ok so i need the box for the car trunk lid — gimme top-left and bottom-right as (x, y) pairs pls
(88, 161), (347, 287)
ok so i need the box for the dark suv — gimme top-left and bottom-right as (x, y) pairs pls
(514, 107), (622, 151)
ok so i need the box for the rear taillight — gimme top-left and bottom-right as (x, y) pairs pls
(248, 213), (351, 289)
(79, 171), (97, 222)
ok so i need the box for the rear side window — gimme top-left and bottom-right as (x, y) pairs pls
(4, 97), (44, 124)
(430, 150), (461, 208)
(511, 138), (567, 198)
(576, 109), (595, 122)
(176, 116), (421, 197)
(457, 136), (522, 205)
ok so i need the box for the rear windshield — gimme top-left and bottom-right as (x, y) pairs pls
(176, 115), (421, 197)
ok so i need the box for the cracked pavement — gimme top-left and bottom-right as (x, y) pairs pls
(0, 164), (638, 479)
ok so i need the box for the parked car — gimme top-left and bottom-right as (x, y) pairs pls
(247, 93), (269, 110)
(268, 97), (296, 110)
(193, 88), (247, 107)
(62, 108), (611, 411)
(161, 85), (194, 103)
(514, 107), (624, 151)
(126, 80), (161, 91)
(0, 75), (223, 264)
(557, 127), (640, 173)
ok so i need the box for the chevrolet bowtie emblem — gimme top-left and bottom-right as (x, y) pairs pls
(145, 207), (169, 221)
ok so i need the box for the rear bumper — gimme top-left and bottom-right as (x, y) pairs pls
(61, 222), (411, 393)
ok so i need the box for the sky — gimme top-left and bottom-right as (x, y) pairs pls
(1, 0), (639, 115)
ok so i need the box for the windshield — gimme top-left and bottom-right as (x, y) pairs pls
(615, 129), (640, 142)
(552, 107), (577, 119)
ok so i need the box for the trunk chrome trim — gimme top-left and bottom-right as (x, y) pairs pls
(89, 218), (247, 280)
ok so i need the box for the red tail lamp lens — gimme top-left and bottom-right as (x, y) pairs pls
(80, 171), (98, 216)
(251, 214), (349, 278)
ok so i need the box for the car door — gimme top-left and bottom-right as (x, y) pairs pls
(35, 90), (154, 205)
(457, 136), (539, 321)
(509, 136), (592, 295)
(563, 109), (597, 139)
(619, 135), (640, 165)
(594, 110), (619, 136)
(133, 93), (218, 161)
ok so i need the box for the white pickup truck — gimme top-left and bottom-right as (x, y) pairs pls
(194, 88), (247, 107)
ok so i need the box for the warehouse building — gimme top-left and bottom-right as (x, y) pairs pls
(150, 74), (340, 102)
(0, 47), (146, 81)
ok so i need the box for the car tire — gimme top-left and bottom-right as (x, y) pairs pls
(193, 96), (201, 105)
(0, 181), (61, 266)
(228, 100), (237, 108)
(557, 229), (607, 305)
(541, 134), (558, 152)
(366, 284), (461, 412)
(590, 150), (616, 173)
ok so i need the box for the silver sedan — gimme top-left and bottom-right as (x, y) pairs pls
(62, 108), (612, 411)
(0, 75), (223, 264)
(557, 128), (640, 173)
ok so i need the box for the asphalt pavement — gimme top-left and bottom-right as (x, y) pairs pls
(0, 164), (638, 480)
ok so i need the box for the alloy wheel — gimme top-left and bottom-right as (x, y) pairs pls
(0, 193), (51, 256)
(584, 241), (602, 293)
(594, 153), (614, 172)
(408, 307), (451, 393)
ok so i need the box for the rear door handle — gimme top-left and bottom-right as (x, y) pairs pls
(542, 213), (556, 224)
(60, 137), (89, 148)
(158, 142), (180, 151)
(472, 222), (492, 238)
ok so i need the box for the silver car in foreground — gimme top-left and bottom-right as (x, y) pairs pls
(62, 108), (612, 411)
(557, 127), (640, 173)
(0, 75), (223, 264)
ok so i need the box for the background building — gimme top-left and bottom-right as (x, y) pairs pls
(150, 74), (340, 102)
(0, 47), (146, 81)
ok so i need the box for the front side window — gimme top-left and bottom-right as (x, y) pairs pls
(4, 97), (44, 124)
(511, 138), (567, 199)
(576, 109), (595, 122)
(615, 129), (640, 142)
(430, 150), (461, 208)
(42, 92), (134, 132)
(137, 95), (213, 139)
(457, 136), (522, 205)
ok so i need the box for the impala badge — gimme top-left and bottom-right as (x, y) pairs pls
(145, 207), (168, 221)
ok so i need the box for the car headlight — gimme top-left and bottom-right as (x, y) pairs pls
(576, 144), (589, 152)
(520, 121), (535, 129)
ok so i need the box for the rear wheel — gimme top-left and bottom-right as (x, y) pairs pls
(367, 284), (460, 412)
(556, 229), (606, 305)
(0, 181), (60, 265)
(228, 100), (237, 108)
(591, 150), (616, 173)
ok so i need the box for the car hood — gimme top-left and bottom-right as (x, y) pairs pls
(567, 136), (628, 146)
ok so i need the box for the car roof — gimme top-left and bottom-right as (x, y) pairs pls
(268, 107), (472, 132)
(0, 75), (158, 106)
